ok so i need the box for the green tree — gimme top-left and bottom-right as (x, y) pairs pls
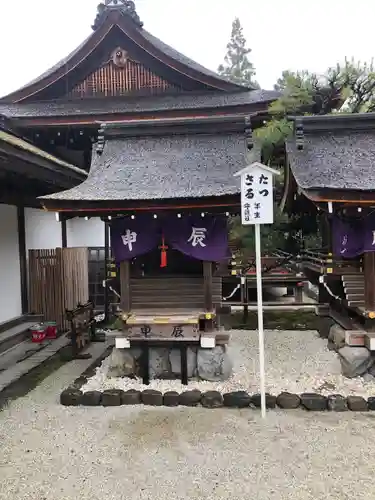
(253, 59), (375, 254)
(256, 59), (375, 164)
(218, 18), (259, 88)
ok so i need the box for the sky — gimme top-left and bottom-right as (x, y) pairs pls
(0, 0), (375, 97)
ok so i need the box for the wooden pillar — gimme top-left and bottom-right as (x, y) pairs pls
(61, 218), (67, 248)
(321, 213), (332, 252)
(120, 260), (131, 313)
(364, 252), (375, 312)
(203, 261), (213, 312)
(104, 221), (110, 323)
(17, 206), (28, 315)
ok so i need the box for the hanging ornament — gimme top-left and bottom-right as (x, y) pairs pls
(159, 234), (168, 268)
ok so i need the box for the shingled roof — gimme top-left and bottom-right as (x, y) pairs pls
(1, 2), (250, 103)
(286, 113), (375, 196)
(0, 90), (280, 119)
(41, 124), (246, 204)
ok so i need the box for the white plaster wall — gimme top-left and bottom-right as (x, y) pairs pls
(25, 208), (62, 251)
(0, 204), (22, 322)
(67, 218), (106, 247)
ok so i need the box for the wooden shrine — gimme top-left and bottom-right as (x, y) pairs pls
(283, 112), (375, 341)
(0, 1), (281, 368)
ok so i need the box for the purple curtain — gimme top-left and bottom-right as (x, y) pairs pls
(110, 216), (160, 263)
(363, 214), (375, 252)
(163, 215), (230, 261)
(332, 217), (363, 257)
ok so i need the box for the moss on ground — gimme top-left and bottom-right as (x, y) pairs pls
(226, 310), (318, 331)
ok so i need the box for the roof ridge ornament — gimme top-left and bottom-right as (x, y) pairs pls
(92, 0), (143, 31)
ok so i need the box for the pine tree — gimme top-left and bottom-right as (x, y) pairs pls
(218, 18), (259, 88)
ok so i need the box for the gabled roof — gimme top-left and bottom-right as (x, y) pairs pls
(40, 116), (247, 208)
(1, 3), (248, 104)
(0, 90), (280, 120)
(0, 116), (87, 188)
(286, 113), (375, 203)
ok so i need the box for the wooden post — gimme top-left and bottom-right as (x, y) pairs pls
(203, 261), (213, 312)
(364, 252), (375, 312)
(104, 222), (110, 323)
(17, 206), (28, 314)
(61, 218), (67, 248)
(295, 284), (304, 303)
(120, 260), (131, 313)
(321, 213), (332, 253)
(203, 261), (213, 333)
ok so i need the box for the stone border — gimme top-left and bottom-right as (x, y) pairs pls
(60, 387), (375, 411)
(60, 344), (375, 411)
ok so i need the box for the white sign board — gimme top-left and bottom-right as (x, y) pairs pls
(234, 162), (280, 419)
(235, 162), (279, 225)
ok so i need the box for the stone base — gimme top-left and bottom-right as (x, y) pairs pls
(105, 345), (232, 382)
(326, 322), (375, 379)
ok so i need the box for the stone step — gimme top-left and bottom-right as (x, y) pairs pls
(0, 335), (70, 393)
(0, 318), (42, 355)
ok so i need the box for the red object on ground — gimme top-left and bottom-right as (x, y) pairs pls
(45, 322), (57, 339)
(31, 324), (47, 343)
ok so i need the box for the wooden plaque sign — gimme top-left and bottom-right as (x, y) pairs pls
(127, 324), (199, 339)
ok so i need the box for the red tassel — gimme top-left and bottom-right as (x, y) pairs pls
(160, 235), (168, 268)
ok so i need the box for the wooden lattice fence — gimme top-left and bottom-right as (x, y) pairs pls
(28, 248), (89, 331)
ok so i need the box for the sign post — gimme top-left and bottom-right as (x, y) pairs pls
(234, 162), (280, 418)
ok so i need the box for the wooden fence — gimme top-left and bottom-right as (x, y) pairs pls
(28, 248), (89, 331)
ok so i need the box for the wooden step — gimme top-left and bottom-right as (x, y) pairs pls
(342, 275), (364, 283)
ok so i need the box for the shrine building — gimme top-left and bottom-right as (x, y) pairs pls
(0, 1), (279, 333)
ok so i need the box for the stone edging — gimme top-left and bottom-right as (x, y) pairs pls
(60, 387), (375, 411)
(60, 344), (375, 411)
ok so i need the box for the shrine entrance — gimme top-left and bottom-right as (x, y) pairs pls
(132, 247), (203, 277)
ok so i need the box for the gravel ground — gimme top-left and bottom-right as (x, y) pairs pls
(1, 355), (375, 499)
(83, 329), (375, 398)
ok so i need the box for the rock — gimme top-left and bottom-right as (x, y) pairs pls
(106, 349), (135, 378)
(141, 389), (163, 406)
(197, 346), (232, 382)
(347, 395), (368, 411)
(169, 347), (197, 378)
(367, 363), (375, 377)
(201, 391), (223, 408)
(101, 389), (124, 407)
(300, 393), (327, 411)
(251, 393), (277, 409)
(363, 373), (375, 383)
(179, 390), (202, 407)
(60, 388), (82, 406)
(327, 394), (348, 412)
(163, 391), (180, 407)
(223, 391), (251, 408)
(81, 391), (102, 406)
(367, 397), (375, 410)
(338, 346), (374, 378)
(328, 324), (346, 351)
(327, 339), (336, 351)
(149, 348), (171, 379)
(122, 389), (141, 405)
(276, 392), (301, 409)
(318, 317), (334, 339)
(71, 376), (87, 389)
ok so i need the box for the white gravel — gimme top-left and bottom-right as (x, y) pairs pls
(82, 330), (375, 398)
(1, 350), (375, 500)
